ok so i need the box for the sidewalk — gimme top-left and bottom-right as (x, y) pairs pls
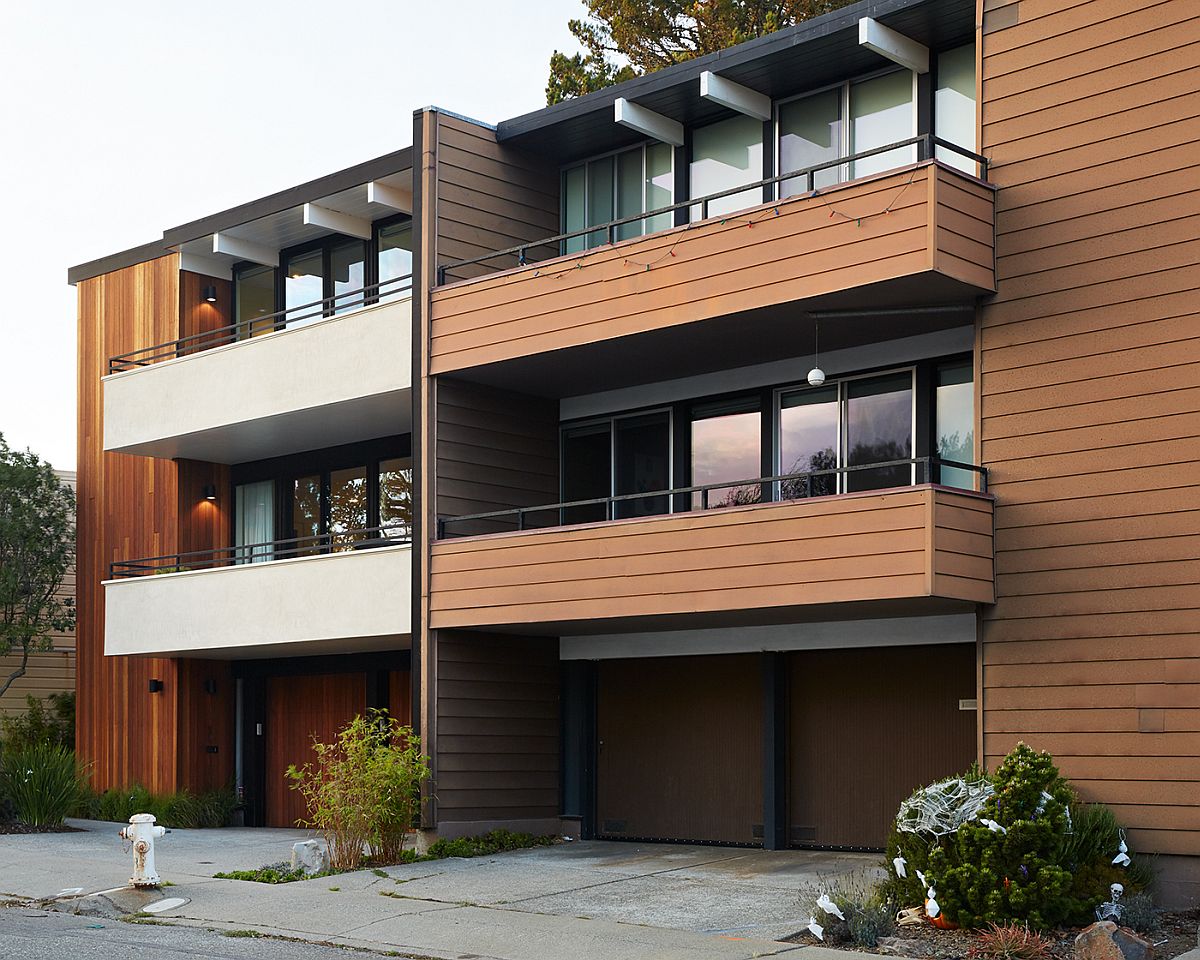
(0, 819), (881, 960)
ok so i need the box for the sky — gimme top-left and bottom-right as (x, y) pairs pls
(0, 0), (586, 470)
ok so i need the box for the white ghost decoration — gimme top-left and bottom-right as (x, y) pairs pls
(817, 893), (845, 920)
(893, 855), (908, 878)
(805, 917), (825, 940)
(980, 818), (1007, 835)
(1112, 837), (1130, 867)
(925, 887), (941, 919)
(915, 869), (927, 887)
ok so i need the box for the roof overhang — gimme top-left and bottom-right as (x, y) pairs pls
(496, 0), (973, 163)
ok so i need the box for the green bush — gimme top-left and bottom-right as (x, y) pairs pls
(287, 710), (430, 871)
(1118, 892), (1159, 934)
(76, 784), (237, 828)
(1, 693), (75, 752)
(1, 742), (83, 827)
(427, 829), (556, 859)
(803, 870), (895, 948)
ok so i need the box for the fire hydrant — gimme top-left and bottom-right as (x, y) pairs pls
(119, 813), (168, 887)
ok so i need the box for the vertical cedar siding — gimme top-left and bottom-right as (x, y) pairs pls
(980, 0), (1200, 858)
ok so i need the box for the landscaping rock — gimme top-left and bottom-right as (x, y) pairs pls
(290, 839), (328, 875)
(1075, 921), (1155, 960)
(877, 935), (925, 957)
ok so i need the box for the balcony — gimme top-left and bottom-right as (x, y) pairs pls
(430, 461), (994, 633)
(103, 277), (412, 464)
(429, 142), (994, 381)
(104, 526), (412, 658)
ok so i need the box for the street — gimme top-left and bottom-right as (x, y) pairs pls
(0, 908), (413, 960)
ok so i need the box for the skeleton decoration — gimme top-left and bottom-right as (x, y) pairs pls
(1096, 882), (1124, 922)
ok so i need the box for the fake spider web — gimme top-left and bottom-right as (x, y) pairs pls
(896, 777), (995, 836)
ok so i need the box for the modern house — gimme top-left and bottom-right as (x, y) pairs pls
(0, 470), (77, 718)
(70, 0), (1198, 904)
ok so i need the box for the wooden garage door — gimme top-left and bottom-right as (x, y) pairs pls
(788, 643), (976, 849)
(597, 655), (763, 845)
(265, 673), (367, 828)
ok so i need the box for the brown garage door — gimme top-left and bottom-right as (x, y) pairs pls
(788, 643), (976, 849)
(597, 654), (762, 845)
(265, 673), (367, 828)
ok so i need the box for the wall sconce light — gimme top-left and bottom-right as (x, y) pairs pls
(201, 284), (218, 304)
(148, 679), (164, 693)
(202, 484), (218, 502)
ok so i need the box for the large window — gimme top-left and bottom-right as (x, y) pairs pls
(377, 220), (414, 301)
(935, 44), (977, 173)
(234, 480), (275, 563)
(778, 370), (914, 496)
(563, 143), (674, 253)
(778, 88), (843, 196)
(560, 411), (671, 524)
(690, 114), (763, 219)
(234, 263), (276, 338)
(690, 397), (761, 509)
(936, 359), (975, 489)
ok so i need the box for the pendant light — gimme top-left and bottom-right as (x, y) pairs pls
(807, 318), (826, 386)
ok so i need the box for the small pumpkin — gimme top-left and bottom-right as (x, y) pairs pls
(926, 901), (959, 930)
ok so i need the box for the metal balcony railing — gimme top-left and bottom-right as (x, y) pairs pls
(107, 273), (413, 374)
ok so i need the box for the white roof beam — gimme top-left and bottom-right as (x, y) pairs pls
(302, 202), (372, 240)
(367, 181), (412, 214)
(858, 17), (929, 74)
(699, 71), (771, 121)
(614, 97), (684, 147)
(211, 233), (278, 267)
(178, 252), (232, 281)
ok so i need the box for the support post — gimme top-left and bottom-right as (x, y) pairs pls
(762, 652), (788, 850)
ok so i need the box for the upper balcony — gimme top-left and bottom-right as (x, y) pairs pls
(104, 523), (411, 658)
(103, 277), (412, 464)
(429, 142), (994, 382)
(430, 459), (994, 635)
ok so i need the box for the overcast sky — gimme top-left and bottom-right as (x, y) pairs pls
(0, 0), (585, 470)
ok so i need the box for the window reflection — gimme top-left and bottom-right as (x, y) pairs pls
(691, 399), (761, 509)
(562, 422), (612, 525)
(329, 467), (368, 550)
(379, 458), (413, 537)
(614, 413), (670, 519)
(284, 250), (324, 329)
(330, 239), (366, 316)
(690, 114), (764, 219)
(235, 264), (275, 339)
(850, 71), (916, 179)
(779, 89), (843, 196)
(377, 222), (413, 300)
(292, 475), (323, 556)
(936, 361), (975, 489)
(845, 373), (913, 492)
(779, 385), (839, 499)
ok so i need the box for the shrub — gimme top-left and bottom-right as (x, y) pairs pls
(803, 870), (895, 948)
(427, 829), (556, 859)
(0, 693), (75, 752)
(1118, 892), (1159, 934)
(1, 742), (83, 826)
(1058, 803), (1153, 922)
(968, 922), (1052, 960)
(76, 784), (237, 828)
(287, 710), (430, 871)
(930, 743), (1081, 929)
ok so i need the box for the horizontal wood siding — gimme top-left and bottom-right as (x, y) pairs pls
(435, 114), (559, 285)
(430, 486), (993, 629)
(435, 631), (559, 824)
(980, 0), (1200, 860)
(0, 651), (76, 717)
(436, 378), (559, 532)
(428, 163), (994, 373)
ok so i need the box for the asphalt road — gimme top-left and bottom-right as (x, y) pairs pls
(0, 907), (417, 960)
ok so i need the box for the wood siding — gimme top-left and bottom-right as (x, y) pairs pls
(77, 257), (235, 793)
(789, 644), (976, 849)
(979, 0), (1200, 860)
(435, 113), (559, 285)
(435, 631), (559, 828)
(436, 377), (559, 529)
(428, 163), (995, 374)
(597, 655), (763, 845)
(429, 486), (994, 630)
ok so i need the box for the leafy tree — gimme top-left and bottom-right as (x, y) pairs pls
(0, 435), (75, 700)
(547, 0), (859, 104)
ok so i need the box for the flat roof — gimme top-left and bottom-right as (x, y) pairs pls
(69, 0), (969, 283)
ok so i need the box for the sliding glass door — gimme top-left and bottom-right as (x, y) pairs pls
(845, 372), (913, 491)
(778, 385), (839, 498)
(563, 143), (675, 254)
(234, 481), (275, 563)
(561, 411), (672, 523)
(690, 398), (761, 509)
(690, 114), (763, 219)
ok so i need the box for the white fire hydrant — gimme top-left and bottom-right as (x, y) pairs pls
(119, 813), (168, 887)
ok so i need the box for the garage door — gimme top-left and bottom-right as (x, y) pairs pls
(597, 654), (762, 845)
(788, 644), (976, 849)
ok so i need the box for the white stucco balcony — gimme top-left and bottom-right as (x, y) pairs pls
(103, 543), (412, 659)
(102, 296), (412, 464)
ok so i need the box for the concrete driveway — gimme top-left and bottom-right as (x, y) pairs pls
(2, 819), (880, 960)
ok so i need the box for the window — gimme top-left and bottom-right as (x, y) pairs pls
(775, 68), (916, 195)
(690, 114), (763, 220)
(936, 360), (975, 489)
(560, 412), (671, 524)
(935, 44), (977, 174)
(379, 458), (413, 537)
(234, 264), (275, 339)
(563, 142), (675, 253)
(330, 239), (366, 316)
(234, 480), (275, 563)
(329, 466), (368, 549)
(778, 370), (914, 497)
(691, 397), (761, 509)
(284, 248), (325, 328)
(377, 221), (413, 300)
